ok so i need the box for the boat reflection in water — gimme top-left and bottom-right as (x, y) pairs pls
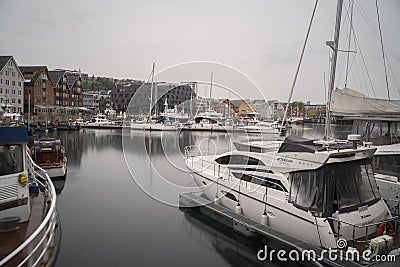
(181, 209), (304, 267)
(52, 176), (67, 194)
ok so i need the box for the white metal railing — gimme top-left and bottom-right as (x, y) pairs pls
(324, 215), (400, 249)
(0, 153), (58, 267)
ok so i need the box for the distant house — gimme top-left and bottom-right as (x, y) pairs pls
(0, 56), (25, 114)
(229, 99), (256, 117)
(20, 66), (56, 120)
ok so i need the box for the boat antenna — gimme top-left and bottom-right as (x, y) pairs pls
(324, 0), (344, 141)
(280, 0), (319, 134)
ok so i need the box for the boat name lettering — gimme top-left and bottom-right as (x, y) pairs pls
(360, 214), (371, 220)
(276, 157), (293, 164)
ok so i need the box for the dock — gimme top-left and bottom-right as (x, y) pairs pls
(179, 192), (399, 267)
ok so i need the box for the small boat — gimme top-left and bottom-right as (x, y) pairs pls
(74, 117), (85, 125)
(0, 126), (60, 266)
(239, 121), (284, 134)
(31, 138), (67, 178)
(81, 114), (122, 129)
(130, 117), (178, 131)
(56, 120), (80, 131)
(83, 114), (110, 127)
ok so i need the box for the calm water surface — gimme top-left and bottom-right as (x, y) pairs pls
(36, 124), (350, 267)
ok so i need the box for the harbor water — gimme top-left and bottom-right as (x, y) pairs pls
(35, 124), (351, 266)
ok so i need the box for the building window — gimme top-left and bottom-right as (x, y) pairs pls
(5, 70), (9, 76)
(0, 88), (2, 93)
(12, 72), (15, 77)
(18, 81), (21, 87)
(5, 89), (9, 94)
(11, 89), (15, 95)
(18, 99), (21, 104)
(18, 90), (21, 95)
(12, 81), (15, 86)
(11, 98), (15, 104)
(5, 80), (9, 85)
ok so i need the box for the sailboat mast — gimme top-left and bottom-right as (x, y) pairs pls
(324, 0), (344, 140)
(147, 63), (155, 122)
(208, 72), (213, 110)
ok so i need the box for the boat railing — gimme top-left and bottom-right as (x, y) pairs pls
(184, 145), (232, 159)
(0, 153), (58, 267)
(324, 215), (400, 248)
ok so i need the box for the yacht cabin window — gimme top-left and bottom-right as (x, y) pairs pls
(0, 145), (23, 176)
(215, 155), (265, 166)
(289, 159), (380, 216)
(232, 173), (286, 192)
(373, 155), (400, 176)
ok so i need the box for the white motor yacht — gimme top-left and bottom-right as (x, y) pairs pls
(185, 134), (398, 251)
(130, 119), (178, 131)
(85, 114), (110, 127)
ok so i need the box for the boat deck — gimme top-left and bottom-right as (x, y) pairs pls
(0, 193), (60, 267)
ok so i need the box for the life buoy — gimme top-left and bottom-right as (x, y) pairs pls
(376, 222), (394, 236)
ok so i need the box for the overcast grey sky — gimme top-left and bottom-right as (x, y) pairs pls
(1, 0), (399, 103)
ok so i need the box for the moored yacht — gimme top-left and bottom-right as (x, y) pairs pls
(130, 117), (178, 131)
(185, 134), (398, 253)
(239, 121), (283, 134)
(31, 137), (67, 178)
(82, 114), (112, 128)
(0, 126), (60, 266)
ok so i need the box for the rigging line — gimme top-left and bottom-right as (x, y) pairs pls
(354, 0), (379, 39)
(357, 54), (371, 97)
(281, 0), (319, 132)
(375, 0), (390, 99)
(344, 0), (354, 87)
(352, 29), (377, 98)
(386, 59), (400, 96)
(355, 0), (400, 64)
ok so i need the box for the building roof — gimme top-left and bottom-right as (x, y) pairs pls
(19, 66), (49, 86)
(66, 73), (80, 87)
(49, 69), (81, 88)
(0, 56), (12, 71)
(48, 70), (66, 85)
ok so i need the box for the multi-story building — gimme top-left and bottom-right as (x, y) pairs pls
(126, 82), (194, 115)
(83, 90), (111, 113)
(20, 66), (56, 121)
(111, 81), (144, 112)
(0, 56), (25, 114)
(49, 70), (83, 108)
(48, 69), (84, 121)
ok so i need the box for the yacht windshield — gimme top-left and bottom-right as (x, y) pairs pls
(0, 145), (23, 176)
(289, 159), (380, 216)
